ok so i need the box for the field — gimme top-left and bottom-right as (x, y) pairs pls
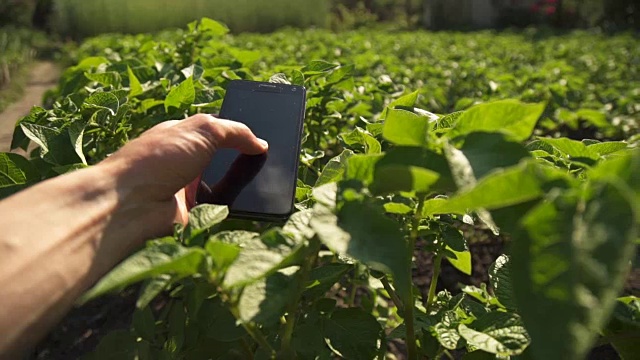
(52, 0), (329, 36)
(2, 19), (639, 359)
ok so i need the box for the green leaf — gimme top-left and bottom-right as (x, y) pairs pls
(450, 100), (545, 142)
(312, 182), (337, 207)
(205, 240), (240, 272)
(127, 66), (143, 96)
(459, 132), (530, 180)
(442, 227), (471, 275)
(304, 263), (352, 299)
(181, 63), (204, 80)
(282, 209), (315, 242)
(165, 76), (195, 111)
(90, 330), (137, 360)
(84, 91), (120, 116)
(458, 312), (530, 356)
(511, 179), (637, 360)
(382, 90), (420, 119)
(345, 153), (383, 185)
(166, 300), (186, 354)
(67, 121), (87, 165)
(293, 317), (332, 358)
(537, 137), (600, 164)
(340, 127), (381, 154)
(237, 267), (299, 325)
(10, 106), (47, 151)
(85, 71), (121, 87)
(228, 48), (260, 66)
(222, 229), (306, 288)
(444, 141), (476, 191)
(421, 162), (547, 217)
(136, 275), (172, 309)
(488, 255), (517, 311)
(586, 141), (629, 156)
(80, 241), (205, 303)
(576, 108), (609, 128)
(326, 64), (354, 84)
(315, 149), (353, 186)
(291, 69), (304, 85)
(446, 248), (472, 276)
(310, 199), (410, 298)
(602, 297), (640, 359)
(324, 308), (383, 359)
(198, 17), (229, 35)
(433, 311), (464, 350)
(384, 202), (413, 214)
(185, 204), (229, 240)
(375, 147), (456, 193)
(197, 298), (246, 342)
(382, 109), (430, 147)
(20, 123), (81, 165)
(0, 153), (39, 198)
(302, 60), (338, 74)
(132, 306), (156, 341)
(371, 164), (440, 195)
(587, 149), (639, 215)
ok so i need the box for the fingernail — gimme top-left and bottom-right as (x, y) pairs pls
(258, 138), (269, 149)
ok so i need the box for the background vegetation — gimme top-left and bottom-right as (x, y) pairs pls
(2, 0), (638, 35)
(51, 0), (330, 36)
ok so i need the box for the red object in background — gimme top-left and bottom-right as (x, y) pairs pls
(530, 0), (558, 16)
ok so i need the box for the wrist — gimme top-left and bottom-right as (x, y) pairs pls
(88, 160), (179, 247)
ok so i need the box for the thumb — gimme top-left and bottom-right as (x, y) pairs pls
(177, 115), (269, 155)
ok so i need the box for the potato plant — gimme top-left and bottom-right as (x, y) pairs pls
(0, 19), (638, 360)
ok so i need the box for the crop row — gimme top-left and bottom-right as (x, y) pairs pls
(3, 20), (639, 359)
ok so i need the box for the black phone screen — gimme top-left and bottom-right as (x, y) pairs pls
(196, 80), (306, 218)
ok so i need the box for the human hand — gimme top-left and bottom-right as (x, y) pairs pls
(100, 114), (268, 226)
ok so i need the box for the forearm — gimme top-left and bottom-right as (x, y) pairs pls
(0, 163), (175, 357)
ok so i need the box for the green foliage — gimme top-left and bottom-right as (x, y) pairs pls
(0, 27), (48, 111)
(52, 0), (330, 36)
(6, 18), (639, 360)
(0, 0), (37, 27)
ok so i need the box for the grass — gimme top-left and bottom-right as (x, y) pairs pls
(0, 63), (31, 113)
(53, 0), (330, 36)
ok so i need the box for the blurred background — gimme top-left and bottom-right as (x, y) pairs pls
(0, 0), (638, 36)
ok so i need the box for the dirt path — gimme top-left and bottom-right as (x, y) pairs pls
(0, 61), (60, 152)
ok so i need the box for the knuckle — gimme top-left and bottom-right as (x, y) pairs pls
(235, 122), (251, 134)
(187, 114), (223, 149)
(190, 113), (214, 125)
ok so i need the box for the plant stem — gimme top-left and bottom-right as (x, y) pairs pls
(244, 322), (275, 355)
(229, 305), (275, 355)
(348, 284), (357, 306)
(280, 245), (319, 357)
(443, 349), (455, 360)
(403, 195), (426, 360)
(240, 338), (254, 358)
(425, 252), (443, 313)
(380, 276), (404, 313)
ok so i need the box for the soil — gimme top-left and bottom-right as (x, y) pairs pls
(0, 61), (60, 152)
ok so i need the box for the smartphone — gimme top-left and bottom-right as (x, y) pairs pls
(195, 80), (306, 221)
